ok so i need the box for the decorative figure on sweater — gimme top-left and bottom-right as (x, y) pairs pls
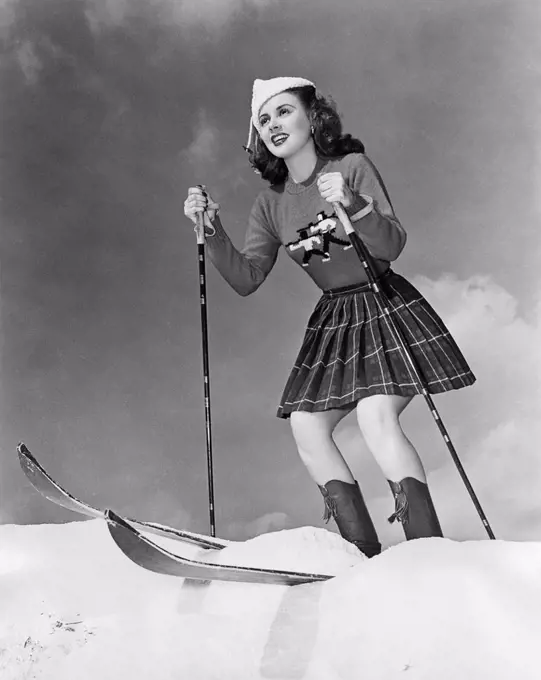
(287, 227), (330, 266)
(310, 211), (353, 251)
(286, 211), (352, 266)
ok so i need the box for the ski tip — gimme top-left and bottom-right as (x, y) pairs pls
(105, 509), (132, 531)
(17, 442), (40, 467)
(105, 510), (143, 549)
(17, 442), (35, 463)
(104, 508), (117, 523)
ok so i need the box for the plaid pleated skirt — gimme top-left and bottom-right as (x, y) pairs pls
(276, 269), (476, 419)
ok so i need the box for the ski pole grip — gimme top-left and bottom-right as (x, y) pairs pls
(332, 202), (355, 235)
(194, 184), (206, 245)
(194, 211), (205, 245)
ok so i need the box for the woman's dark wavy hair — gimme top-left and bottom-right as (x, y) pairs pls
(245, 86), (365, 185)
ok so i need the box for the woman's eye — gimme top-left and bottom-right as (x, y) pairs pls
(260, 117), (269, 127)
(279, 108), (291, 116)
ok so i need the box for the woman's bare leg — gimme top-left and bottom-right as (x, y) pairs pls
(290, 406), (381, 557)
(355, 394), (426, 481)
(289, 407), (353, 485)
(355, 394), (443, 538)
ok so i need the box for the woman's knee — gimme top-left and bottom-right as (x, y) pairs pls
(290, 408), (350, 449)
(355, 394), (412, 443)
(290, 409), (355, 484)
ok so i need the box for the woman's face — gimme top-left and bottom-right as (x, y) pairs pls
(257, 92), (312, 159)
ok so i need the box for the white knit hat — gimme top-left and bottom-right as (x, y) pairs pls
(246, 76), (315, 150)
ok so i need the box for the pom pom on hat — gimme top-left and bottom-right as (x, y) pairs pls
(246, 76), (315, 151)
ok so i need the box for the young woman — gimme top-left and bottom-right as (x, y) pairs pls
(183, 77), (475, 557)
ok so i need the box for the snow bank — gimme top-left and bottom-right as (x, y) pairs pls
(1, 520), (540, 679)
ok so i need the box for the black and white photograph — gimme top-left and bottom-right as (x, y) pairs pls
(1, 0), (540, 677)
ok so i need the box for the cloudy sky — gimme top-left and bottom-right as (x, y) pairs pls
(1, 0), (539, 545)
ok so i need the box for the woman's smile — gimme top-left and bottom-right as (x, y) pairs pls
(270, 132), (289, 147)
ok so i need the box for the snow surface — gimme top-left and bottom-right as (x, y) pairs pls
(1, 520), (541, 679)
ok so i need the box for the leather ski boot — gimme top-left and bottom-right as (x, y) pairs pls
(319, 479), (382, 558)
(387, 477), (443, 539)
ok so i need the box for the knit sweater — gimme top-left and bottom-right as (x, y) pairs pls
(205, 153), (407, 296)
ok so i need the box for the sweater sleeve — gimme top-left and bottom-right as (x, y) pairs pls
(204, 194), (281, 297)
(343, 154), (407, 261)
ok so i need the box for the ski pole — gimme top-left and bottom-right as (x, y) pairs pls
(194, 193), (216, 537)
(332, 202), (496, 540)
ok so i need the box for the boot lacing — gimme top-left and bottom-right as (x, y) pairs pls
(321, 490), (337, 523)
(388, 481), (409, 525)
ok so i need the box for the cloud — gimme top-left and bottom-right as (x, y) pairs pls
(178, 110), (251, 196)
(0, 0), (16, 34)
(415, 274), (541, 399)
(84, 0), (278, 32)
(419, 275), (540, 540)
(169, 0), (277, 28)
(412, 275), (541, 539)
(14, 40), (43, 84)
(179, 110), (220, 179)
(84, 0), (130, 32)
